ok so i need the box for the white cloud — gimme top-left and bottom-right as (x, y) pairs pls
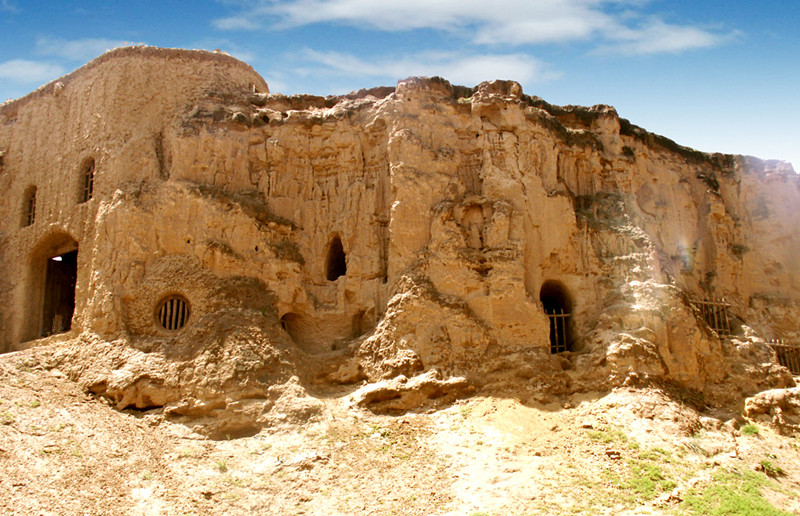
(218, 0), (611, 41)
(191, 38), (258, 63)
(597, 19), (737, 55)
(264, 77), (289, 94)
(0, 59), (65, 83)
(272, 0), (611, 38)
(213, 16), (262, 30)
(474, 13), (610, 45)
(297, 49), (559, 88)
(214, 0), (731, 54)
(0, 0), (19, 13)
(35, 37), (132, 62)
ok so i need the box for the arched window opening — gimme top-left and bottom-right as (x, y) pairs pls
(81, 158), (94, 202)
(156, 295), (190, 331)
(326, 235), (347, 281)
(280, 312), (306, 346)
(280, 312), (297, 332)
(42, 249), (78, 336)
(22, 186), (36, 227)
(540, 280), (573, 354)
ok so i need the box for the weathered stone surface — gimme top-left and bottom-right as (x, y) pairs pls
(745, 387), (800, 435)
(1, 47), (798, 434)
(350, 370), (474, 412)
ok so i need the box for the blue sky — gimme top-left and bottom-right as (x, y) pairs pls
(1, 1), (798, 170)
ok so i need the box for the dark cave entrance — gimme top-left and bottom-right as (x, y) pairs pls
(42, 249), (78, 337)
(540, 280), (573, 354)
(326, 235), (347, 281)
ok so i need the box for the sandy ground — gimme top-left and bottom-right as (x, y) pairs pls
(1, 350), (799, 515)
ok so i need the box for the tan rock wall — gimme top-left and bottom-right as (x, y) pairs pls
(0, 50), (797, 427)
(0, 47), (267, 346)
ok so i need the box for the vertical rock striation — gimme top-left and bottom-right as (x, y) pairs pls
(0, 48), (797, 434)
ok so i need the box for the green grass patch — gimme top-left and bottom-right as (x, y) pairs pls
(599, 456), (680, 506)
(680, 470), (792, 515)
(624, 461), (676, 499)
(586, 427), (628, 444)
(740, 424), (760, 436)
(638, 447), (673, 462)
(682, 441), (715, 457)
(757, 460), (785, 478)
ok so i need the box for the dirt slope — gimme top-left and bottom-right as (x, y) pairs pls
(1, 348), (799, 515)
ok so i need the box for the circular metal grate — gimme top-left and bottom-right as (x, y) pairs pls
(156, 295), (190, 330)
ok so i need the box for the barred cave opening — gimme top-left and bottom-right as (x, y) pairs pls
(540, 280), (573, 354)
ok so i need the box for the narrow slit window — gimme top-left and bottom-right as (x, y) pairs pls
(81, 158), (95, 202)
(23, 186), (36, 227)
(156, 295), (190, 330)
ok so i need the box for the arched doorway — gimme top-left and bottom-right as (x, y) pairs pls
(539, 280), (573, 354)
(42, 250), (78, 335)
(25, 233), (79, 340)
(326, 234), (347, 281)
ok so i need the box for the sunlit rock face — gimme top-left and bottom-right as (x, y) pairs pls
(0, 47), (796, 435)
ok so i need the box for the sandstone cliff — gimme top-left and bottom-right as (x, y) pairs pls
(0, 47), (797, 436)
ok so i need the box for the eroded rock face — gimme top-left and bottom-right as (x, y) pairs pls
(745, 387), (800, 435)
(1, 48), (797, 435)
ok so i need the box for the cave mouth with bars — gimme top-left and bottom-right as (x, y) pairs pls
(540, 280), (573, 354)
(42, 250), (78, 337)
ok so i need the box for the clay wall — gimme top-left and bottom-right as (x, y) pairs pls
(0, 47), (267, 349)
(1, 48), (799, 407)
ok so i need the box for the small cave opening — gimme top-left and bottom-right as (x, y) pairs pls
(280, 311), (358, 355)
(326, 235), (347, 281)
(539, 280), (573, 354)
(42, 249), (78, 337)
(280, 312), (301, 343)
